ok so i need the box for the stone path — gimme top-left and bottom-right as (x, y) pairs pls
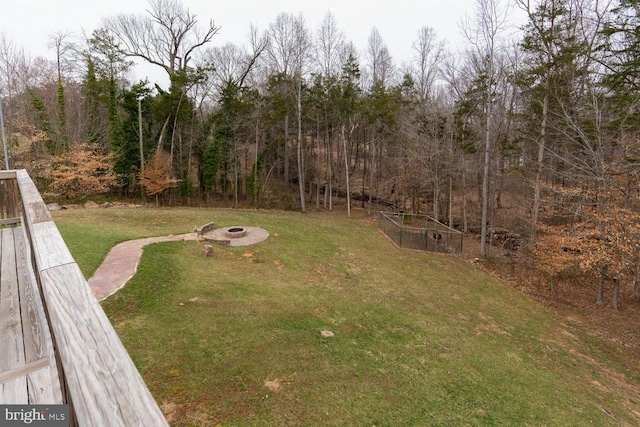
(88, 233), (196, 301)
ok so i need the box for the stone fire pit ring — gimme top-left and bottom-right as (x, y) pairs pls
(225, 227), (247, 239)
(201, 225), (269, 247)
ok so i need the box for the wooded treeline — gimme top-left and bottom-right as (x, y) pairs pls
(2, 0), (640, 307)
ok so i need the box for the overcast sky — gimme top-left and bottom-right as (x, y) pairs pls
(0, 0), (525, 85)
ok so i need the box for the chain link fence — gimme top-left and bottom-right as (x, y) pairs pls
(378, 211), (463, 254)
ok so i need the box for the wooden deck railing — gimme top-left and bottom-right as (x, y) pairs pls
(0, 170), (20, 224)
(0, 169), (167, 426)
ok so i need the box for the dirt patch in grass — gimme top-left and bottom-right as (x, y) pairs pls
(264, 378), (282, 392)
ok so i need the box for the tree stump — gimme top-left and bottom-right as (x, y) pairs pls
(201, 245), (214, 257)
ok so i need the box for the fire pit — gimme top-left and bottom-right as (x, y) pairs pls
(200, 225), (269, 247)
(225, 227), (247, 239)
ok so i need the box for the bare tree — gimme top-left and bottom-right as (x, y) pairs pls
(407, 27), (447, 220)
(0, 33), (32, 143)
(311, 12), (346, 210)
(315, 12), (345, 77)
(411, 27), (445, 103)
(205, 30), (269, 93)
(365, 27), (394, 87)
(199, 28), (269, 206)
(462, 0), (510, 257)
(100, 0), (219, 157)
(48, 31), (75, 152)
(293, 15), (311, 212)
(0, 35), (22, 101)
(266, 13), (300, 184)
(364, 28), (396, 215)
(267, 13), (300, 76)
(48, 31), (75, 81)
(266, 12), (311, 211)
(102, 0), (219, 78)
(242, 25), (270, 88)
(209, 44), (246, 88)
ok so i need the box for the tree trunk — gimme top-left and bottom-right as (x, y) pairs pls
(0, 100), (9, 169)
(597, 263), (608, 306)
(411, 185), (416, 214)
(462, 153), (468, 233)
(157, 115), (171, 153)
(480, 51), (494, 256)
(368, 126), (376, 216)
(448, 131), (454, 228)
(316, 120), (321, 210)
(612, 277), (619, 310)
(284, 114), (290, 184)
(234, 138), (239, 208)
(480, 118), (491, 257)
(138, 99), (144, 176)
(448, 175), (453, 227)
(324, 120), (333, 210)
(325, 134), (333, 210)
(374, 136), (383, 214)
(188, 121), (194, 200)
(341, 124), (351, 217)
(255, 120), (260, 204)
(433, 155), (440, 222)
(532, 91), (549, 237)
(361, 136), (368, 209)
(297, 75), (306, 212)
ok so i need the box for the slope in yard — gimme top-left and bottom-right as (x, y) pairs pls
(55, 208), (640, 426)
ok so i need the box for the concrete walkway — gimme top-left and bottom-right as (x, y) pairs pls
(88, 233), (196, 301)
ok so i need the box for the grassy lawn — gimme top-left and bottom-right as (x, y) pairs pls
(54, 208), (640, 426)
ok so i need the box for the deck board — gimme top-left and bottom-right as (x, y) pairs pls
(0, 227), (28, 403)
(15, 226), (63, 404)
(0, 227), (63, 404)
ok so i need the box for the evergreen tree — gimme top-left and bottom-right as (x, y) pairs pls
(113, 82), (152, 191)
(600, 0), (640, 129)
(28, 89), (53, 152)
(82, 57), (103, 145)
(55, 77), (68, 153)
(517, 0), (590, 231)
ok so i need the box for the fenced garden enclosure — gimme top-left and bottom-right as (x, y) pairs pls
(378, 211), (464, 254)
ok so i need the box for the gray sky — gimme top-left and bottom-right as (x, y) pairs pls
(0, 0), (525, 85)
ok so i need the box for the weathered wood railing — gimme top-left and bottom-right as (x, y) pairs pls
(0, 169), (167, 426)
(0, 170), (20, 224)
